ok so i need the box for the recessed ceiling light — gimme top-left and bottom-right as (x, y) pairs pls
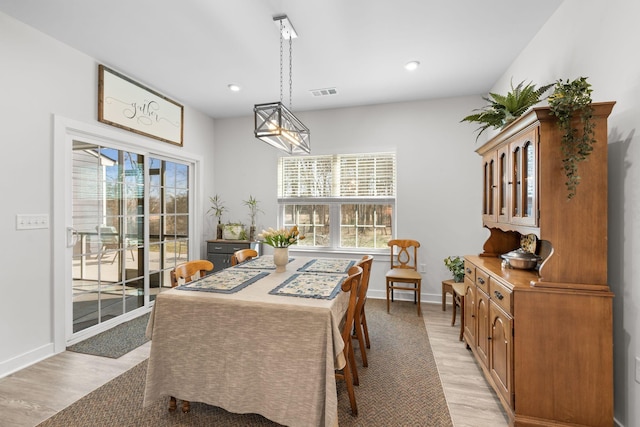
(228, 84), (241, 92)
(404, 61), (420, 71)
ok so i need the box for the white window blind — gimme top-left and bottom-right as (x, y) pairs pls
(278, 152), (396, 199)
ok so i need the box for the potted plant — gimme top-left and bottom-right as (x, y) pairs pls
(208, 195), (227, 239)
(461, 80), (553, 141)
(548, 77), (595, 199)
(243, 195), (264, 241)
(444, 256), (465, 283)
(222, 222), (245, 240)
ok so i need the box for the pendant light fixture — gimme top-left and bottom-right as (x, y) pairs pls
(254, 15), (310, 155)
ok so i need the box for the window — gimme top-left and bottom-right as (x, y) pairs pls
(278, 152), (396, 250)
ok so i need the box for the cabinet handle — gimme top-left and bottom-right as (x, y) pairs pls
(466, 267), (472, 274)
(494, 290), (504, 300)
(214, 246), (223, 250)
(478, 277), (485, 285)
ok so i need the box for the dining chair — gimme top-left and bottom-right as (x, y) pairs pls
(168, 259), (214, 412)
(230, 248), (258, 266)
(95, 225), (120, 263)
(336, 265), (362, 417)
(170, 260), (214, 288)
(353, 255), (373, 367)
(385, 239), (422, 316)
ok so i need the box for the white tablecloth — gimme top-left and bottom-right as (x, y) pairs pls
(143, 256), (353, 427)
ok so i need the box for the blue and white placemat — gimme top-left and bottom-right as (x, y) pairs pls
(233, 255), (294, 270)
(269, 273), (346, 300)
(176, 270), (269, 294)
(297, 258), (356, 274)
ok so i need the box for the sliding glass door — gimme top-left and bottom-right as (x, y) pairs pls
(71, 142), (191, 333)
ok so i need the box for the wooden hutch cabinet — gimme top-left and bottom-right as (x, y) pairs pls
(465, 102), (615, 427)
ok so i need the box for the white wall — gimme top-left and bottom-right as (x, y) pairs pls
(213, 97), (488, 301)
(0, 12), (217, 375)
(488, 1), (640, 425)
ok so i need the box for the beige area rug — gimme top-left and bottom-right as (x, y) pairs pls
(38, 299), (452, 426)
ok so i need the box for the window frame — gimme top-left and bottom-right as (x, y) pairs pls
(277, 152), (396, 254)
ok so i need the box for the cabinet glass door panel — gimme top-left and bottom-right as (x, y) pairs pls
(509, 130), (538, 226)
(497, 147), (509, 223)
(511, 145), (522, 219)
(524, 141), (536, 219)
(482, 152), (497, 223)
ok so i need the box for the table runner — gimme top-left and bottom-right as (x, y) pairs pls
(176, 269), (269, 293)
(269, 273), (346, 299)
(298, 258), (356, 274)
(232, 254), (294, 270)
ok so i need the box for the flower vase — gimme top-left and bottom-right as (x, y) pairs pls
(273, 247), (289, 273)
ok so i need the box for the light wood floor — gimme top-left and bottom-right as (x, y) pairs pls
(0, 301), (508, 427)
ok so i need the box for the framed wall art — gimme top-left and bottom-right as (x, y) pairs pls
(98, 65), (184, 146)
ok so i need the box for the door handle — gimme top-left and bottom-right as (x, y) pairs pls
(66, 227), (78, 248)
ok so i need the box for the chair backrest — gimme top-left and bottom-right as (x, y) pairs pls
(231, 248), (258, 266)
(171, 260), (214, 287)
(96, 225), (119, 244)
(341, 265), (363, 342)
(388, 239), (420, 270)
(355, 255), (373, 311)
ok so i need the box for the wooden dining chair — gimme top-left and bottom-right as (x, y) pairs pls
(353, 255), (373, 367)
(385, 239), (422, 316)
(170, 259), (214, 288)
(336, 265), (362, 417)
(230, 248), (258, 266)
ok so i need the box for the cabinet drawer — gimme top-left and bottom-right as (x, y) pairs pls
(464, 259), (476, 282)
(475, 269), (490, 294)
(490, 279), (512, 314)
(207, 241), (249, 254)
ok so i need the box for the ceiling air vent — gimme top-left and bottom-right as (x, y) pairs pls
(310, 87), (338, 97)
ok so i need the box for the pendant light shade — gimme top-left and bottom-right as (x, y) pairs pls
(254, 102), (310, 155)
(254, 15), (310, 154)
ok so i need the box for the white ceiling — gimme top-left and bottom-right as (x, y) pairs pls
(0, 0), (563, 119)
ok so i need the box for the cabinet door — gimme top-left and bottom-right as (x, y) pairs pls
(482, 152), (498, 223)
(207, 253), (228, 272)
(509, 129), (538, 226)
(463, 278), (476, 347)
(489, 303), (513, 408)
(476, 289), (490, 368)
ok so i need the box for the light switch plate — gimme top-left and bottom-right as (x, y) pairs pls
(16, 214), (49, 230)
(636, 356), (640, 384)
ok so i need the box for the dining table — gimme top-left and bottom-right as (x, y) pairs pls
(143, 255), (358, 427)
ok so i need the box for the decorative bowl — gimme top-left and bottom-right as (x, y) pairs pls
(501, 248), (541, 270)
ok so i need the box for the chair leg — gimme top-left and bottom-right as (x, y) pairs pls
(361, 311), (371, 349)
(348, 340), (359, 386)
(451, 296), (457, 326)
(342, 346), (358, 416)
(416, 281), (421, 316)
(182, 400), (190, 413)
(386, 280), (391, 313)
(459, 297), (465, 341)
(168, 396), (177, 412)
(354, 313), (368, 367)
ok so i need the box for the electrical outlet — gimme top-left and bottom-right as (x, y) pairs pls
(420, 263), (426, 273)
(636, 356), (640, 384)
(16, 214), (49, 230)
